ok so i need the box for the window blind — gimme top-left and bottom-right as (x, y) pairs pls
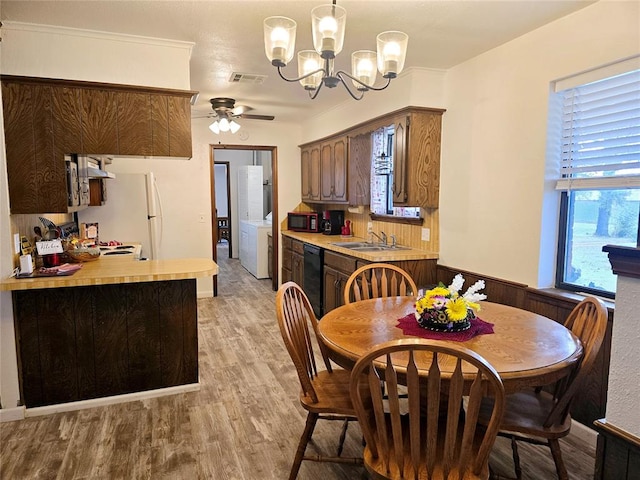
(555, 68), (640, 191)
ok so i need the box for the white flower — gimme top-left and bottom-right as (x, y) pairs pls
(463, 280), (487, 303)
(448, 274), (464, 295)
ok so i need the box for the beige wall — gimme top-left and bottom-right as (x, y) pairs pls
(440, 1), (639, 288)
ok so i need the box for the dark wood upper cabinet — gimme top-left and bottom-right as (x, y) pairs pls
(81, 88), (119, 154)
(299, 107), (444, 208)
(118, 92), (153, 155)
(1, 75), (196, 213)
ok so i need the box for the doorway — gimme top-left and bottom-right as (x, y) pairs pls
(210, 145), (279, 296)
(213, 161), (232, 260)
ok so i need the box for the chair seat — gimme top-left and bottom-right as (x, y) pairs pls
(301, 369), (359, 415)
(479, 389), (572, 440)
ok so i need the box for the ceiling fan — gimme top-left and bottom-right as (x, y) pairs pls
(194, 97), (275, 122)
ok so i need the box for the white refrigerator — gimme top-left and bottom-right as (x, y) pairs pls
(77, 172), (162, 259)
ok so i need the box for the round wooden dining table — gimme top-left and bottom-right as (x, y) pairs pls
(318, 297), (583, 393)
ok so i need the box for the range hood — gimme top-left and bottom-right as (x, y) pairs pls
(84, 156), (116, 179)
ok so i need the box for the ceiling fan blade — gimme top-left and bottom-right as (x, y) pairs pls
(241, 114), (275, 121)
(191, 113), (218, 119)
(232, 104), (253, 116)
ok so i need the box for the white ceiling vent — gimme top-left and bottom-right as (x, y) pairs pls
(229, 72), (267, 84)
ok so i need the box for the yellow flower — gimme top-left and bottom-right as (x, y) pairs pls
(466, 301), (481, 312)
(426, 286), (449, 298)
(445, 297), (469, 321)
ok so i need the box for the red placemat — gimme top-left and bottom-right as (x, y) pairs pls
(396, 314), (494, 342)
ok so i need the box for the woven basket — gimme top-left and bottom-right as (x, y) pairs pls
(65, 248), (101, 262)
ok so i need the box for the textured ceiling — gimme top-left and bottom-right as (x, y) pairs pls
(1, 0), (597, 122)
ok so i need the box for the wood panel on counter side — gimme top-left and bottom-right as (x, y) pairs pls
(12, 279), (198, 408)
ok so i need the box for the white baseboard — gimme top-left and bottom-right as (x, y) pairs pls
(0, 406), (25, 423)
(197, 289), (214, 298)
(569, 419), (598, 447)
(21, 383), (200, 419)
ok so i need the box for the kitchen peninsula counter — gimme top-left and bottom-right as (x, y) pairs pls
(5, 257), (217, 409)
(0, 257), (218, 291)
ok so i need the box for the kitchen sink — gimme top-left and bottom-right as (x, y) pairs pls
(331, 241), (411, 252)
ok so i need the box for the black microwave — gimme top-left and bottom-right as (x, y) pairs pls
(287, 212), (320, 233)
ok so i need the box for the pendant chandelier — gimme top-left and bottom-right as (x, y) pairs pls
(263, 1), (408, 100)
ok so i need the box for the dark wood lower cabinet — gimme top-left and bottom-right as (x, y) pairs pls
(13, 279), (198, 408)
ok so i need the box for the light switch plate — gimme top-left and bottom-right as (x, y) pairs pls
(421, 228), (430, 242)
(13, 233), (21, 254)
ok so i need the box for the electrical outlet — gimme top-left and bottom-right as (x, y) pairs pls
(421, 228), (430, 242)
(198, 214), (206, 223)
(14, 233), (21, 254)
(367, 222), (373, 232)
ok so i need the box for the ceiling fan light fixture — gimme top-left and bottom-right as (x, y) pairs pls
(218, 117), (231, 132)
(209, 121), (220, 134)
(229, 120), (241, 134)
(263, 1), (407, 100)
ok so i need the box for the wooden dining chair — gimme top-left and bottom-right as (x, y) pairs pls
(275, 281), (363, 480)
(350, 338), (506, 480)
(478, 296), (608, 480)
(343, 263), (418, 305)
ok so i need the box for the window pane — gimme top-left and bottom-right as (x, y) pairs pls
(562, 189), (639, 294)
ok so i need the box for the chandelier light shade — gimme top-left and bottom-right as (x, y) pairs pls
(263, 1), (408, 100)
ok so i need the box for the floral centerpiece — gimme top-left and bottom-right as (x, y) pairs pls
(415, 274), (487, 332)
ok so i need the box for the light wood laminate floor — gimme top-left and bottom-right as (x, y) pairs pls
(1, 251), (596, 479)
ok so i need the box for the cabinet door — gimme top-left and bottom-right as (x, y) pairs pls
(404, 111), (442, 208)
(292, 252), (304, 286)
(323, 267), (351, 314)
(151, 94), (170, 156)
(2, 82), (39, 213)
(323, 265), (340, 313)
(320, 142), (334, 200)
(81, 88), (119, 154)
(392, 115), (409, 204)
(168, 95), (192, 157)
(48, 86), (84, 213)
(301, 144), (321, 201)
(332, 136), (348, 202)
(118, 92), (152, 155)
(348, 133), (371, 206)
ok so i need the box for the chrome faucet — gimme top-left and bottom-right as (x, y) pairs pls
(368, 229), (387, 245)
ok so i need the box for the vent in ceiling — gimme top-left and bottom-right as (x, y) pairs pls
(229, 72), (267, 84)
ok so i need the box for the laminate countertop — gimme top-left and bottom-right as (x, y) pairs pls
(0, 257), (218, 291)
(281, 231), (438, 262)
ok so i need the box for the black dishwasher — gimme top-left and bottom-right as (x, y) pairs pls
(303, 243), (324, 318)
